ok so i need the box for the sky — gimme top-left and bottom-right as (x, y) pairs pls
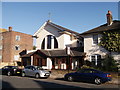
(1, 2), (119, 35)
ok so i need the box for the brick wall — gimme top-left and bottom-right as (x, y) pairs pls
(2, 31), (33, 63)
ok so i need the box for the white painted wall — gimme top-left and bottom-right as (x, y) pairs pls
(83, 34), (120, 62)
(35, 23), (79, 50)
(84, 34), (108, 60)
(42, 58), (52, 70)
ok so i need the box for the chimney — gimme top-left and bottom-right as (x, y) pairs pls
(106, 10), (113, 26)
(8, 26), (12, 31)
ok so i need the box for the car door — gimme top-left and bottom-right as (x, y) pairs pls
(29, 66), (36, 77)
(80, 69), (96, 82)
(73, 70), (86, 81)
(2, 66), (9, 74)
(75, 69), (93, 82)
(24, 66), (30, 76)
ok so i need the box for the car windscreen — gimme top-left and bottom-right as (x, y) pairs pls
(3, 66), (18, 69)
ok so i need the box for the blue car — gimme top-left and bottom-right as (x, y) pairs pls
(64, 68), (112, 85)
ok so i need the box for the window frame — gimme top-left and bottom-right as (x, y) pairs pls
(92, 34), (98, 45)
(90, 54), (101, 66)
(15, 45), (20, 50)
(14, 55), (19, 61)
(0, 45), (2, 50)
(16, 35), (20, 41)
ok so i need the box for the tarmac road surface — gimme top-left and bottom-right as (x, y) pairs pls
(1, 75), (119, 90)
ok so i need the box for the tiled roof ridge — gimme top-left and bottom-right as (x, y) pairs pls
(80, 20), (120, 35)
(47, 21), (80, 35)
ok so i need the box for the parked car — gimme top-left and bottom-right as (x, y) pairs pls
(64, 68), (112, 85)
(22, 65), (50, 79)
(0, 66), (22, 76)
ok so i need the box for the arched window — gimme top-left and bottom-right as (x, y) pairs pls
(54, 36), (58, 48)
(41, 38), (45, 49)
(41, 35), (58, 49)
(47, 35), (52, 49)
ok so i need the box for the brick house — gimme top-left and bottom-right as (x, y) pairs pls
(0, 27), (33, 66)
(20, 20), (85, 70)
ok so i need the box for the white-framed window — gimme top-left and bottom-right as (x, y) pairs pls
(0, 55), (2, 60)
(16, 35), (20, 41)
(14, 55), (19, 61)
(15, 45), (20, 50)
(90, 54), (101, 66)
(0, 45), (2, 50)
(0, 36), (3, 40)
(92, 34), (98, 45)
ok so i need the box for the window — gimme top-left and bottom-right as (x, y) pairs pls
(42, 59), (47, 66)
(16, 35), (20, 41)
(90, 54), (101, 67)
(0, 36), (3, 40)
(41, 35), (58, 49)
(47, 35), (52, 49)
(91, 56), (96, 66)
(15, 45), (20, 50)
(0, 55), (2, 60)
(0, 45), (2, 50)
(25, 66), (31, 69)
(41, 38), (45, 49)
(77, 40), (82, 47)
(93, 34), (98, 45)
(14, 55), (19, 60)
(54, 37), (58, 48)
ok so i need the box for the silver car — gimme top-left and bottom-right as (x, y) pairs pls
(22, 65), (50, 78)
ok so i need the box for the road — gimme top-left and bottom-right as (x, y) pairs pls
(1, 75), (119, 90)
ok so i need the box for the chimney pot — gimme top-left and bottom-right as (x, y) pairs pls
(8, 26), (12, 31)
(106, 10), (113, 26)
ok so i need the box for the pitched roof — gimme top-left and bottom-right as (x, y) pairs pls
(33, 20), (81, 37)
(21, 51), (36, 57)
(80, 20), (120, 35)
(21, 49), (85, 58)
(47, 21), (80, 36)
(0, 28), (7, 32)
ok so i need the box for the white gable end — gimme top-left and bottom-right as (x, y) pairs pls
(34, 21), (82, 50)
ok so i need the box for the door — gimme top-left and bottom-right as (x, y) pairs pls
(75, 69), (93, 82)
(28, 66), (36, 76)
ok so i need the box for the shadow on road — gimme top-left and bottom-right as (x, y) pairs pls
(2, 80), (16, 90)
(33, 79), (95, 90)
(54, 78), (95, 85)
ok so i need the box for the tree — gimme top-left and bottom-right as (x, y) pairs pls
(33, 46), (36, 50)
(99, 30), (120, 52)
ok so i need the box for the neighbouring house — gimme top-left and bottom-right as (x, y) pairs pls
(20, 20), (85, 70)
(0, 27), (33, 66)
(80, 11), (120, 67)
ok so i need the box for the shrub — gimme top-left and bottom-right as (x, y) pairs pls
(101, 54), (118, 72)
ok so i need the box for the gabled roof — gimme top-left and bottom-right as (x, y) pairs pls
(21, 49), (85, 58)
(0, 28), (7, 32)
(33, 20), (80, 37)
(80, 20), (120, 35)
(21, 51), (35, 57)
(47, 21), (80, 36)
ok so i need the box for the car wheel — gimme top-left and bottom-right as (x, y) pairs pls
(22, 72), (26, 77)
(35, 73), (40, 79)
(94, 78), (102, 85)
(68, 76), (73, 81)
(7, 71), (11, 76)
